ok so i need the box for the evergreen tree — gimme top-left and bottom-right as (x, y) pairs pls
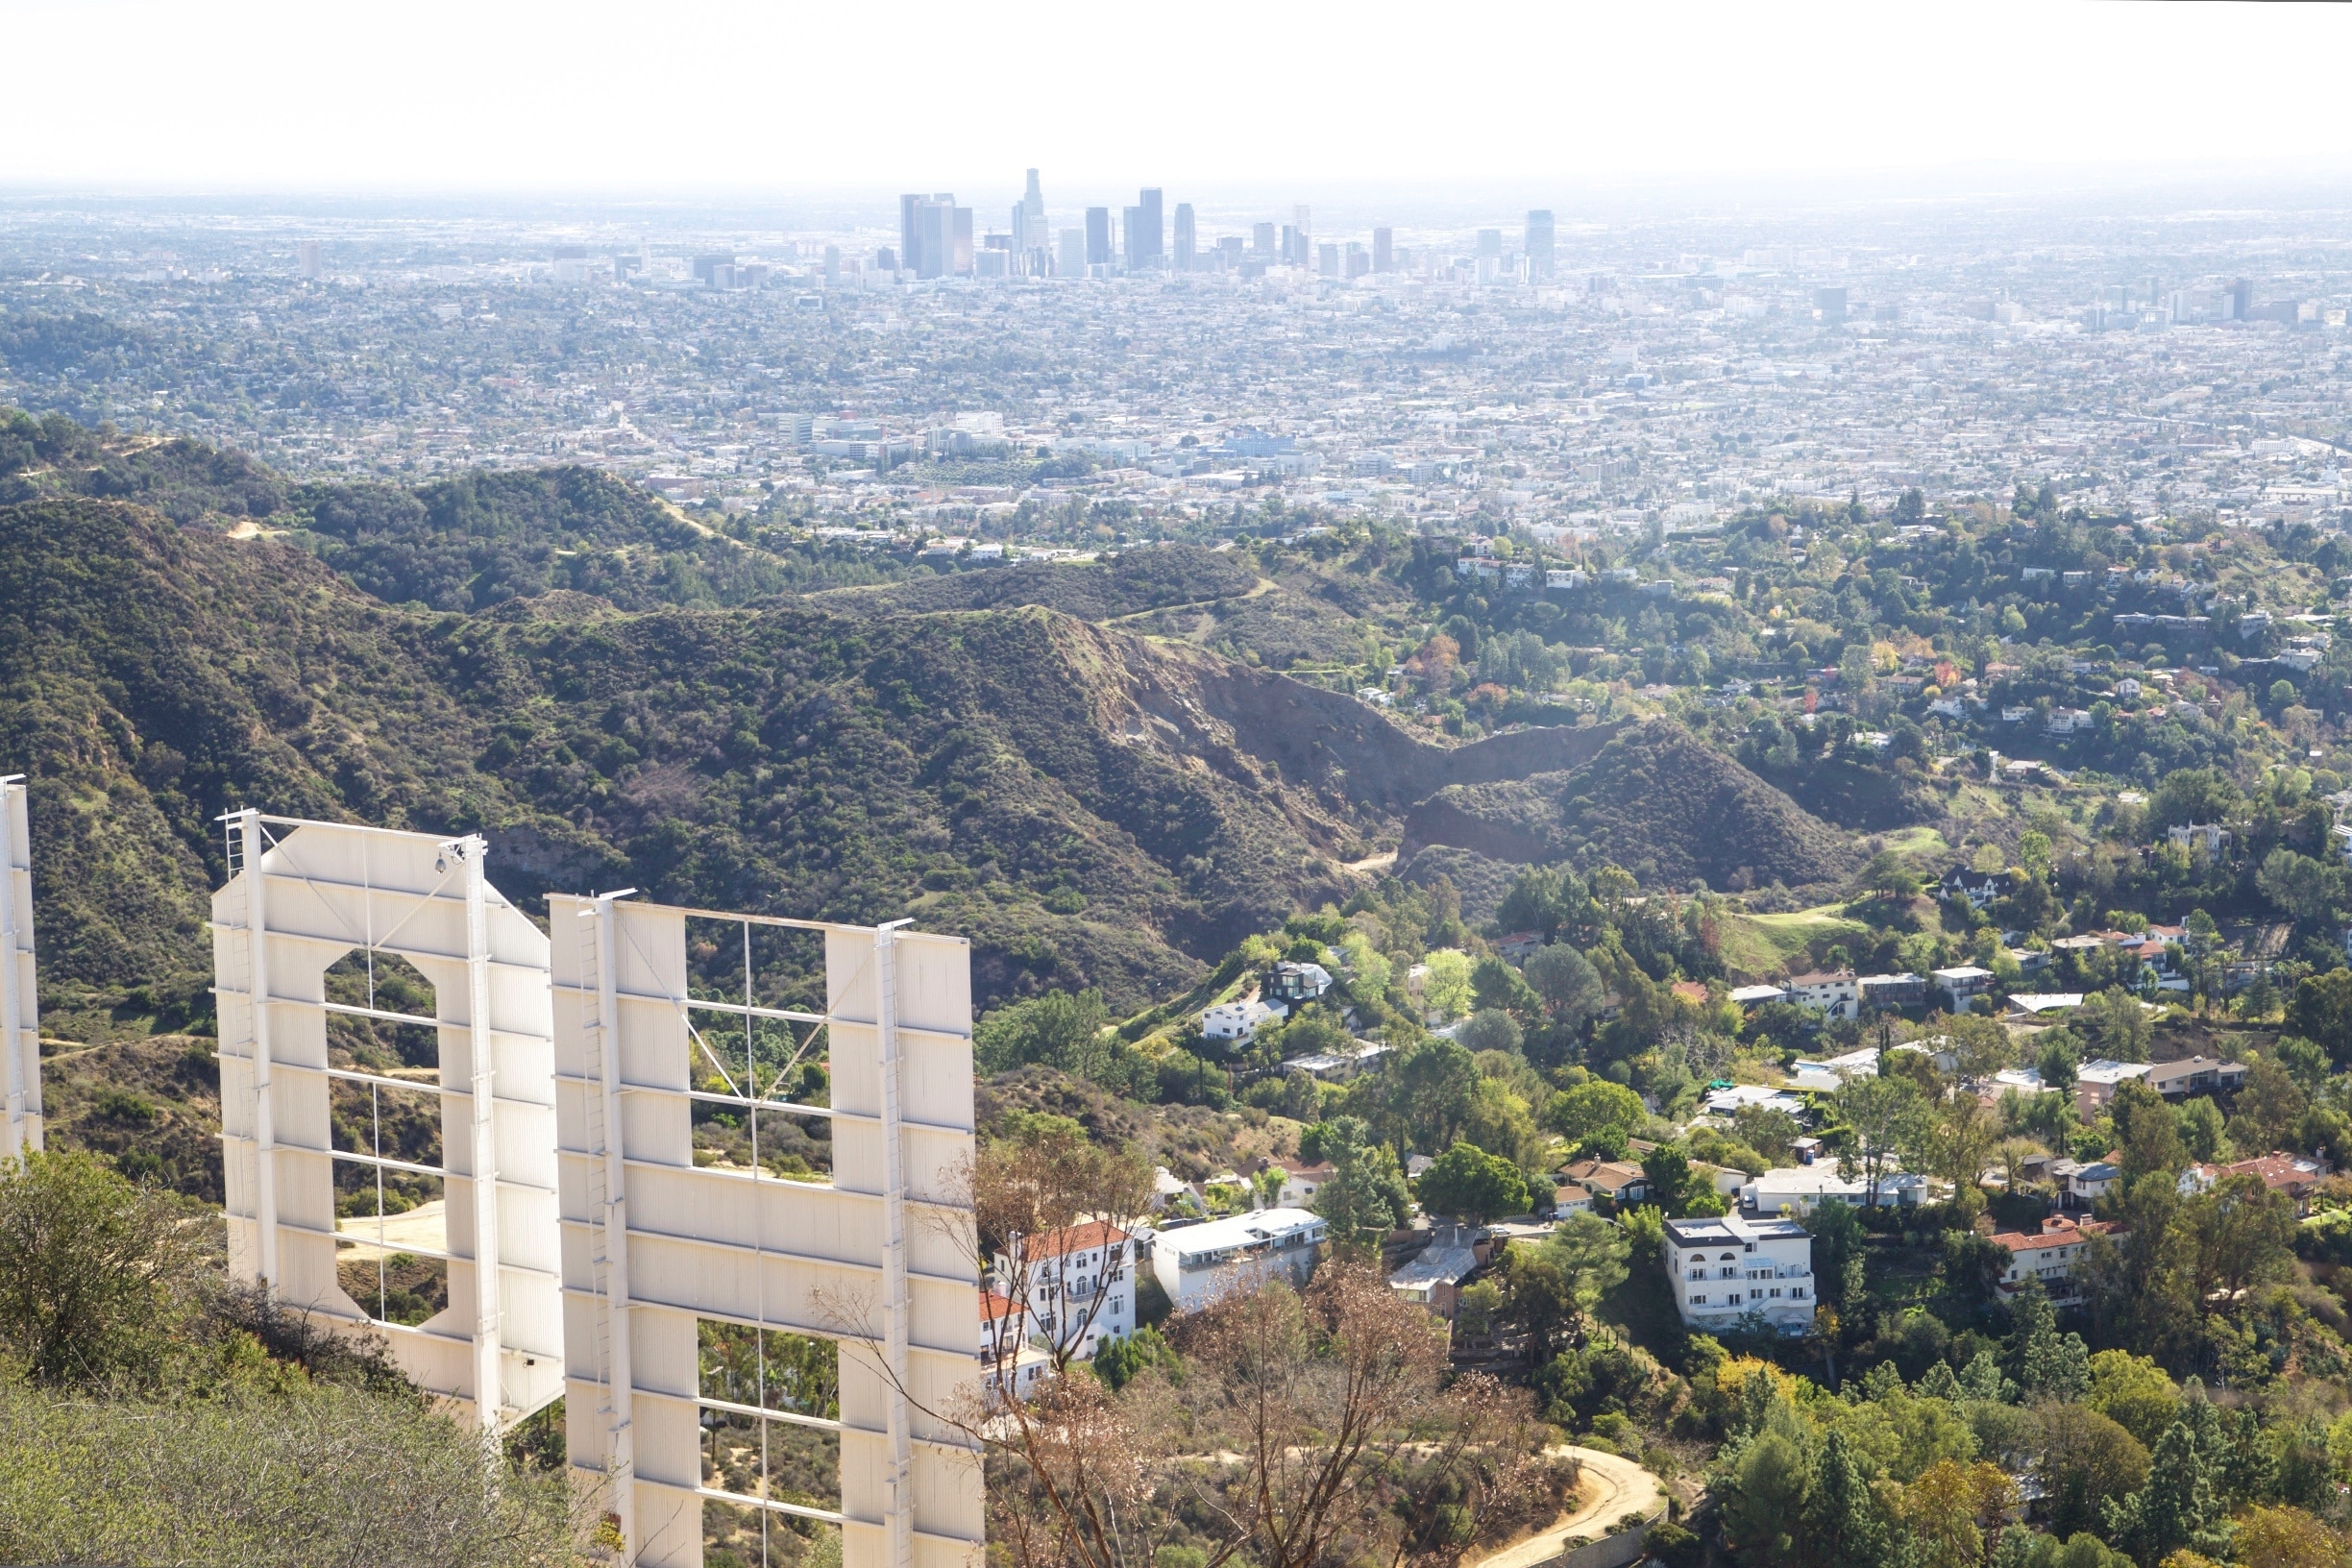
(1959, 1349), (2019, 1403)
(2024, 1330), (2093, 1403)
(2103, 1416), (2223, 1565)
(1916, 1359), (1963, 1402)
(1801, 1428), (1897, 1568)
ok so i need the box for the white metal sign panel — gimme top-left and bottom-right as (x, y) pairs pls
(551, 894), (982, 1568)
(211, 812), (561, 1432)
(0, 777), (38, 1162)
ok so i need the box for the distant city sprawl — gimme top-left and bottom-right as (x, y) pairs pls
(2, 179), (2347, 556)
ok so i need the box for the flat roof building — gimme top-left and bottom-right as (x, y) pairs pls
(1665, 1213), (1816, 1335)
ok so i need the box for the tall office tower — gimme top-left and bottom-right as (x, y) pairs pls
(1059, 228), (1086, 278)
(298, 239), (323, 280)
(1346, 242), (1369, 280)
(1122, 206), (1143, 271)
(1317, 242), (1339, 279)
(823, 244), (841, 282)
(1253, 221), (1276, 258)
(902, 194), (958, 280)
(2228, 278), (2251, 320)
(1525, 210), (1556, 281)
(1293, 204), (1311, 262)
(1477, 229), (1503, 262)
(1019, 167), (1049, 275)
(1086, 207), (1113, 268)
(1173, 203), (1196, 272)
(1138, 187), (1164, 269)
(1280, 225), (1300, 266)
(1814, 285), (1849, 322)
(1373, 227), (1393, 274)
(899, 194), (925, 275)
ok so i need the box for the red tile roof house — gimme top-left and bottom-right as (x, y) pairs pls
(1991, 1215), (2121, 1305)
(2183, 1153), (2332, 1215)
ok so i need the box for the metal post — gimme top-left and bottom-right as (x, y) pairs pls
(463, 836), (504, 1432)
(595, 894), (637, 1554)
(239, 809), (280, 1287)
(0, 776), (30, 1159)
(875, 920), (914, 1568)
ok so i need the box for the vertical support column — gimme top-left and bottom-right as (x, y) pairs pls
(463, 835), (504, 1432)
(595, 893), (637, 1556)
(875, 920), (914, 1568)
(0, 776), (32, 1160)
(237, 808), (280, 1287)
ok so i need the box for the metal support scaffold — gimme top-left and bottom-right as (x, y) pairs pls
(0, 776), (39, 1162)
(210, 811), (563, 1432)
(551, 894), (982, 1568)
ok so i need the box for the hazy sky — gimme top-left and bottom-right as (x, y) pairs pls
(6, 1), (2350, 204)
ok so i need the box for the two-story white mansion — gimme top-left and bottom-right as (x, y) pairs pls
(995, 1220), (1137, 1363)
(1665, 1213), (1817, 1335)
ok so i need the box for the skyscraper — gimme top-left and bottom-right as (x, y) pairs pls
(298, 239), (323, 280)
(1017, 168), (1048, 276)
(1477, 229), (1503, 262)
(1138, 187), (1164, 270)
(900, 193), (960, 279)
(1253, 222), (1276, 259)
(1086, 207), (1113, 269)
(1059, 228), (1086, 278)
(1372, 227), (1393, 274)
(1122, 206), (1143, 271)
(1293, 204), (1311, 266)
(1280, 225), (1300, 267)
(1173, 204), (1196, 272)
(899, 194), (924, 276)
(1525, 210), (1555, 281)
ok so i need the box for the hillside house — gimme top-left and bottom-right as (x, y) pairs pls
(1266, 961), (1334, 1007)
(1859, 972), (1928, 1010)
(2059, 1161), (2121, 1210)
(1942, 869), (2006, 908)
(1387, 1226), (1491, 1318)
(1202, 997), (1284, 1042)
(2075, 1060), (2154, 1115)
(1150, 1208), (1326, 1312)
(1933, 966), (1997, 1011)
(2183, 1152), (2331, 1214)
(1993, 1215), (2120, 1305)
(1665, 1213), (1816, 1335)
(995, 1221), (1137, 1362)
(1784, 970), (1859, 1017)
(2146, 1056), (2246, 1099)
(1558, 1158), (1650, 1206)
(1276, 1162), (1336, 1208)
(981, 1291), (1055, 1404)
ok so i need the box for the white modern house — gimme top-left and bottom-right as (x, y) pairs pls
(1743, 1165), (1925, 1215)
(1702, 1083), (1808, 1117)
(1783, 970), (1860, 1017)
(1150, 1208), (1327, 1312)
(1933, 965), (1997, 1011)
(1665, 1213), (1817, 1335)
(1202, 997), (1285, 1042)
(994, 1221), (1137, 1362)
